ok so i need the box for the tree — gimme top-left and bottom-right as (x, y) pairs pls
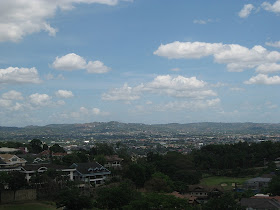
(123, 163), (154, 188)
(268, 175), (280, 195)
(91, 143), (114, 156)
(0, 172), (10, 190)
(56, 187), (93, 210)
(42, 143), (49, 151)
(95, 181), (139, 209)
(203, 192), (243, 210)
(124, 193), (191, 210)
(144, 172), (174, 193)
(28, 139), (43, 154)
(50, 143), (65, 153)
(7, 171), (28, 191)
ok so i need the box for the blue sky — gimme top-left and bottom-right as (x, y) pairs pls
(0, 0), (280, 126)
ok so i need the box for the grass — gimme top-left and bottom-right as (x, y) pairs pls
(0, 201), (59, 210)
(200, 176), (252, 190)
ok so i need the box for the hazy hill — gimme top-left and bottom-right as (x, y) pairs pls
(0, 122), (280, 141)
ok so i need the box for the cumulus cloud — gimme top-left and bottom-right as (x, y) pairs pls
(230, 87), (244, 91)
(45, 73), (65, 80)
(266, 41), (280, 48)
(193, 19), (213, 24)
(256, 63), (280, 73)
(2, 90), (24, 100)
(244, 74), (280, 85)
(0, 0), (131, 42)
(52, 53), (111, 74)
(87, 61), (111, 73)
(29, 93), (52, 106)
(262, 0), (280, 13)
(55, 90), (74, 98)
(102, 75), (217, 102)
(0, 99), (12, 108)
(69, 106), (109, 118)
(156, 98), (220, 111)
(102, 83), (141, 101)
(239, 4), (255, 18)
(52, 53), (87, 71)
(0, 67), (41, 84)
(154, 41), (224, 59)
(154, 41), (280, 72)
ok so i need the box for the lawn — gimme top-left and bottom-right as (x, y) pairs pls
(0, 201), (58, 210)
(200, 176), (252, 190)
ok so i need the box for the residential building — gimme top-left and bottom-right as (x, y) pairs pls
(0, 154), (27, 170)
(104, 155), (123, 168)
(243, 177), (271, 191)
(70, 162), (111, 186)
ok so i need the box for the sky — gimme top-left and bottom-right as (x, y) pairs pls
(0, 0), (280, 126)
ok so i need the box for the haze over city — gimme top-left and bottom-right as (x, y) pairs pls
(0, 0), (280, 126)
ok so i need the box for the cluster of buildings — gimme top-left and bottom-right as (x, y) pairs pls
(0, 152), (123, 187)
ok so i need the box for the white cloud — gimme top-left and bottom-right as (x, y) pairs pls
(262, 0), (280, 13)
(102, 83), (141, 101)
(29, 93), (52, 106)
(244, 74), (280, 85)
(266, 41), (280, 48)
(230, 87), (244, 91)
(55, 90), (74, 98)
(239, 4), (255, 18)
(156, 98), (220, 111)
(53, 53), (87, 71)
(69, 106), (109, 118)
(0, 0), (131, 42)
(102, 75), (217, 101)
(193, 19), (213, 24)
(0, 67), (41, 84)
(2, 90), (24, 100)
(265, 101), (278, 109)
(0, 99), (12, 108)
(144, 75), (216, 99)
(52, 53), (111, 74)
(154, 41), (224, 59)
(256, 63), (280, 73)
(87, 61), (111, 73)
(154, 41), (280, 72)
(45, 73), (65, 80)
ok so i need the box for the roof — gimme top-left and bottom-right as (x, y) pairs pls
(0, 147), (19, 152)
(251, 196), (280, 202)
(22, 163), (74, 172)
(241, 198), (280, 209)
(40, 150), (50, 156)
(245, 177), (272, 183)
(105, 155), (123, 162)
(0, 154), (26, 164)
(70, 162), (110, 175)
(188, 185), (223, 193)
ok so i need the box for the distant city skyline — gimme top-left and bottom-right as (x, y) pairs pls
(0, 0), (280, 126)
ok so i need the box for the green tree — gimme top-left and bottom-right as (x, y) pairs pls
(123, 163), (154, 188)
(203, 192), (243, 210)
(56, 187), (93, 210)
(268, 175), (280, 195)
(91, 143), (114, 156)
(28, 139), (43, 154)
(144, 172), (174, 193)
(95, 181), (139, 209)
(50, 143), (65, 153)
(7, 171), (28, 191)
(124, 193), (191, 210)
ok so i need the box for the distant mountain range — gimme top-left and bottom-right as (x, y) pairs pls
(0, 122), (280, 141)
